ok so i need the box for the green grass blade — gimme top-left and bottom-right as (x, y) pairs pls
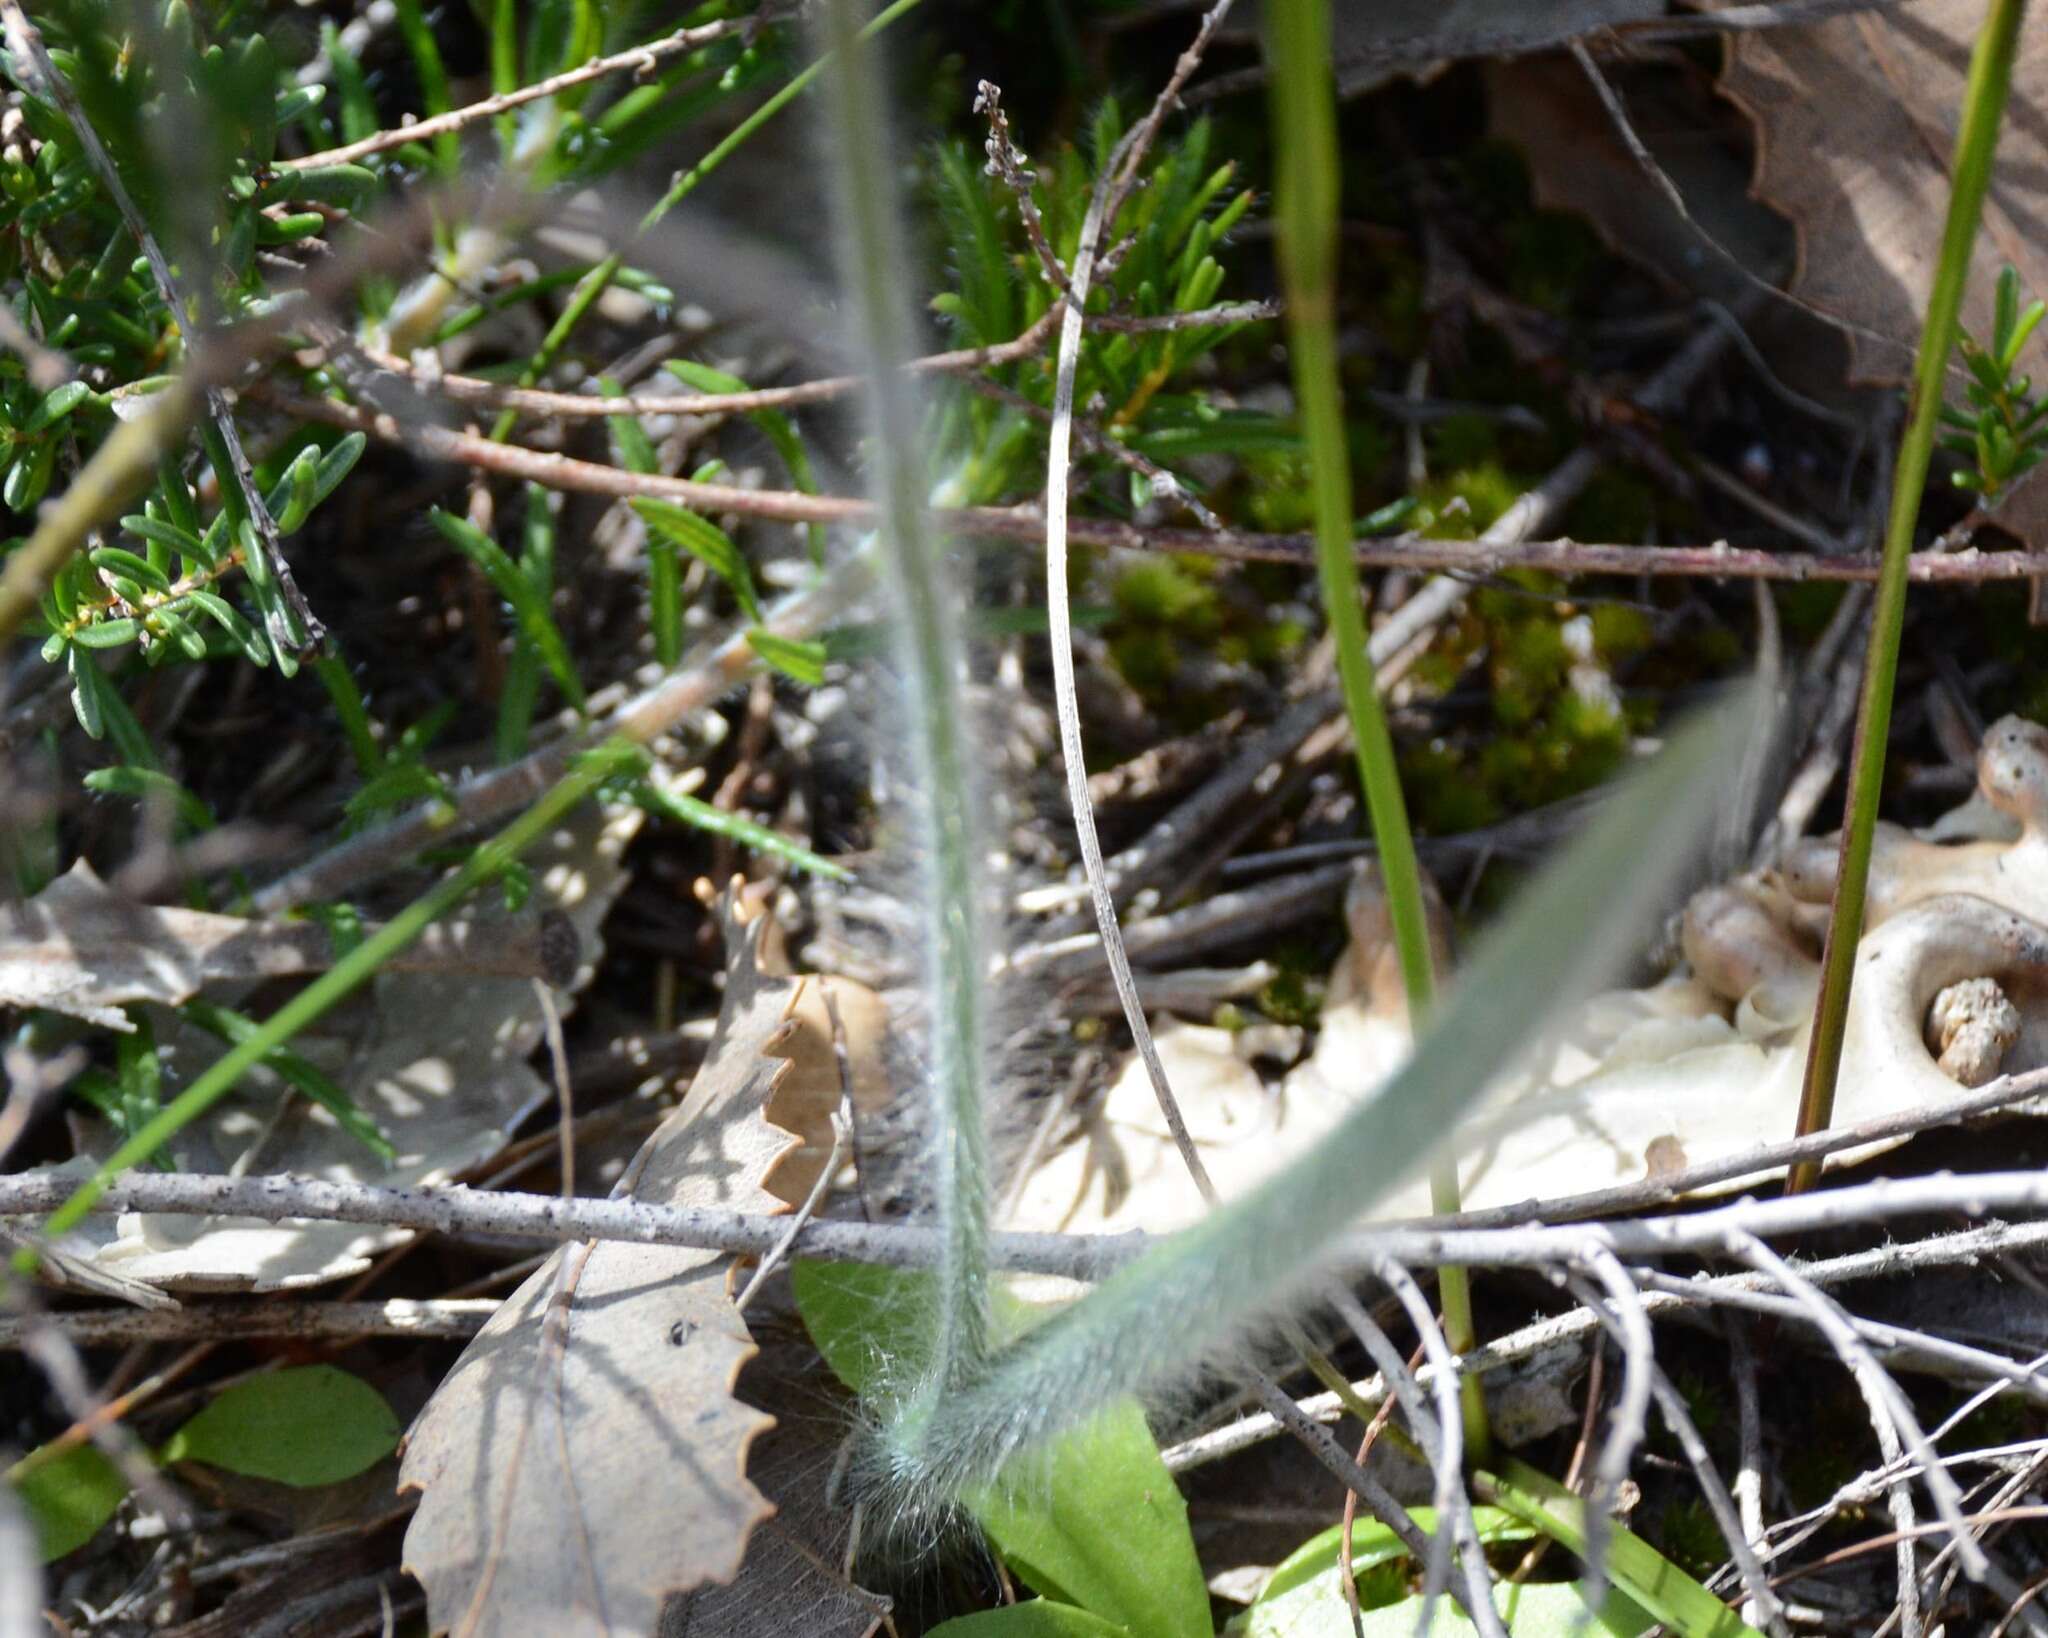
(1792, 0), (2029, 1186)
(910, 687), (1757, 1497)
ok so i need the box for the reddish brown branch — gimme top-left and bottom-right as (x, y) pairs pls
(257, 388), (2048, 584)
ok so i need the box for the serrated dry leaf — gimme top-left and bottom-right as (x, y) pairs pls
(1720, 0), (2048, 383)
(658, 1317), (888, 1638)
(21, 805), (638, 1291)
(401, 904), (889, 1638)
(1485, 53), (1789, 306)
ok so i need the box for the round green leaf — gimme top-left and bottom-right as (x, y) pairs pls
(158, 1365), (399, 1487)
(12, 1443), (127, 1561)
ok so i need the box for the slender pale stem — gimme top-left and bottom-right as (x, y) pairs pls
(1790, 0), (2029, 1193)
(1263, 0), (1487, 1457)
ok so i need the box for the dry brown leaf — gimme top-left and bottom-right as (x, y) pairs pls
(27, 805), (638, 1291)
(0, 862), (573, 1030)
(1720, 1), (2048, 383)
(1485, 53), (1789, 305)
(1324, 0), (1662, 94)
(400, 902), (888, 1638)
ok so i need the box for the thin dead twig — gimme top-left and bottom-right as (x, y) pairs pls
(1247, 1369), (1500, 1630)
(263, 389), (2048, 583)
(356, 302), (1067, 418)
(0, 1298), (499, 1348)
(1164, 1219), (2048, 1475)
(1725, 1231), (1970, 1633)
(975, 81), (1072, 296)
(21, 1164), (2048, 1294)
(283, 17), (755, 170)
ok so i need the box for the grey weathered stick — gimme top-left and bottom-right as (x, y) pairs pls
(1165, 1218), (2048, 1473)
(0, 1298), (499, 1348)
(20, 1159), (2048, 1281)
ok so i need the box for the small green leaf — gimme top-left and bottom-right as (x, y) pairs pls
(973, 1402), (1210, 1638)
(630, 498), (762, 622)
(159, 1366), (400, 1487)
(273, 446), (321, 534)
(664, 359), (826, 563)
(1251, 1508), (1534, 1609)
(183, 590), (269, 664)
(746, 629), (824, 686)
(90, 546), (172, 593)
(5, 438), (55, 511)
(1481, 1458), (1762, 1638)
(123, 514), (211, 569)
(794, 1263), (1208, 1638)
(67, 647), (106, 739)
(1243, 1581), (1650, 1637)
(310, 433), (368, 508)
(429, 509), (586, 710)
(623, 778), (849, 879)
(257, 210), (325, 245)
(71, 617), (139, 649)
(273, 83), (325, 127)
(600, 377), (659, 475)
(11, 1443), (128, 1561)
(22, 379), (89, 433)
(84, 766), (214, 832)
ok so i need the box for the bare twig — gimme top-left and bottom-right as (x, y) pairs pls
(1727, 1230), (1982, 1613)
(261, 387), (2048, 583)
(23, 1164), (2048, 1301)
(0, 1298), (499, 1348)
(974, 82), (1071, 296)
(282, 17), (755, 170)
(354, 302), (1069, 418)
(1247, 1369), (1498, 1629)
(1165, 1219), (2048, 1474)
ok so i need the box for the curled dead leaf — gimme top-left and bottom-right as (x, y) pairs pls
(1720, 2), (2048, 383)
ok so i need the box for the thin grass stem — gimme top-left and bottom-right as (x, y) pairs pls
(1790, 0), (2030, 1191)
(1262, 0), (1488, 1456)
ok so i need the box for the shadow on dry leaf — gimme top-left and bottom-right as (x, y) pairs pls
(13, 805), (638, 1291)
(400, 894), (891, 1638)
